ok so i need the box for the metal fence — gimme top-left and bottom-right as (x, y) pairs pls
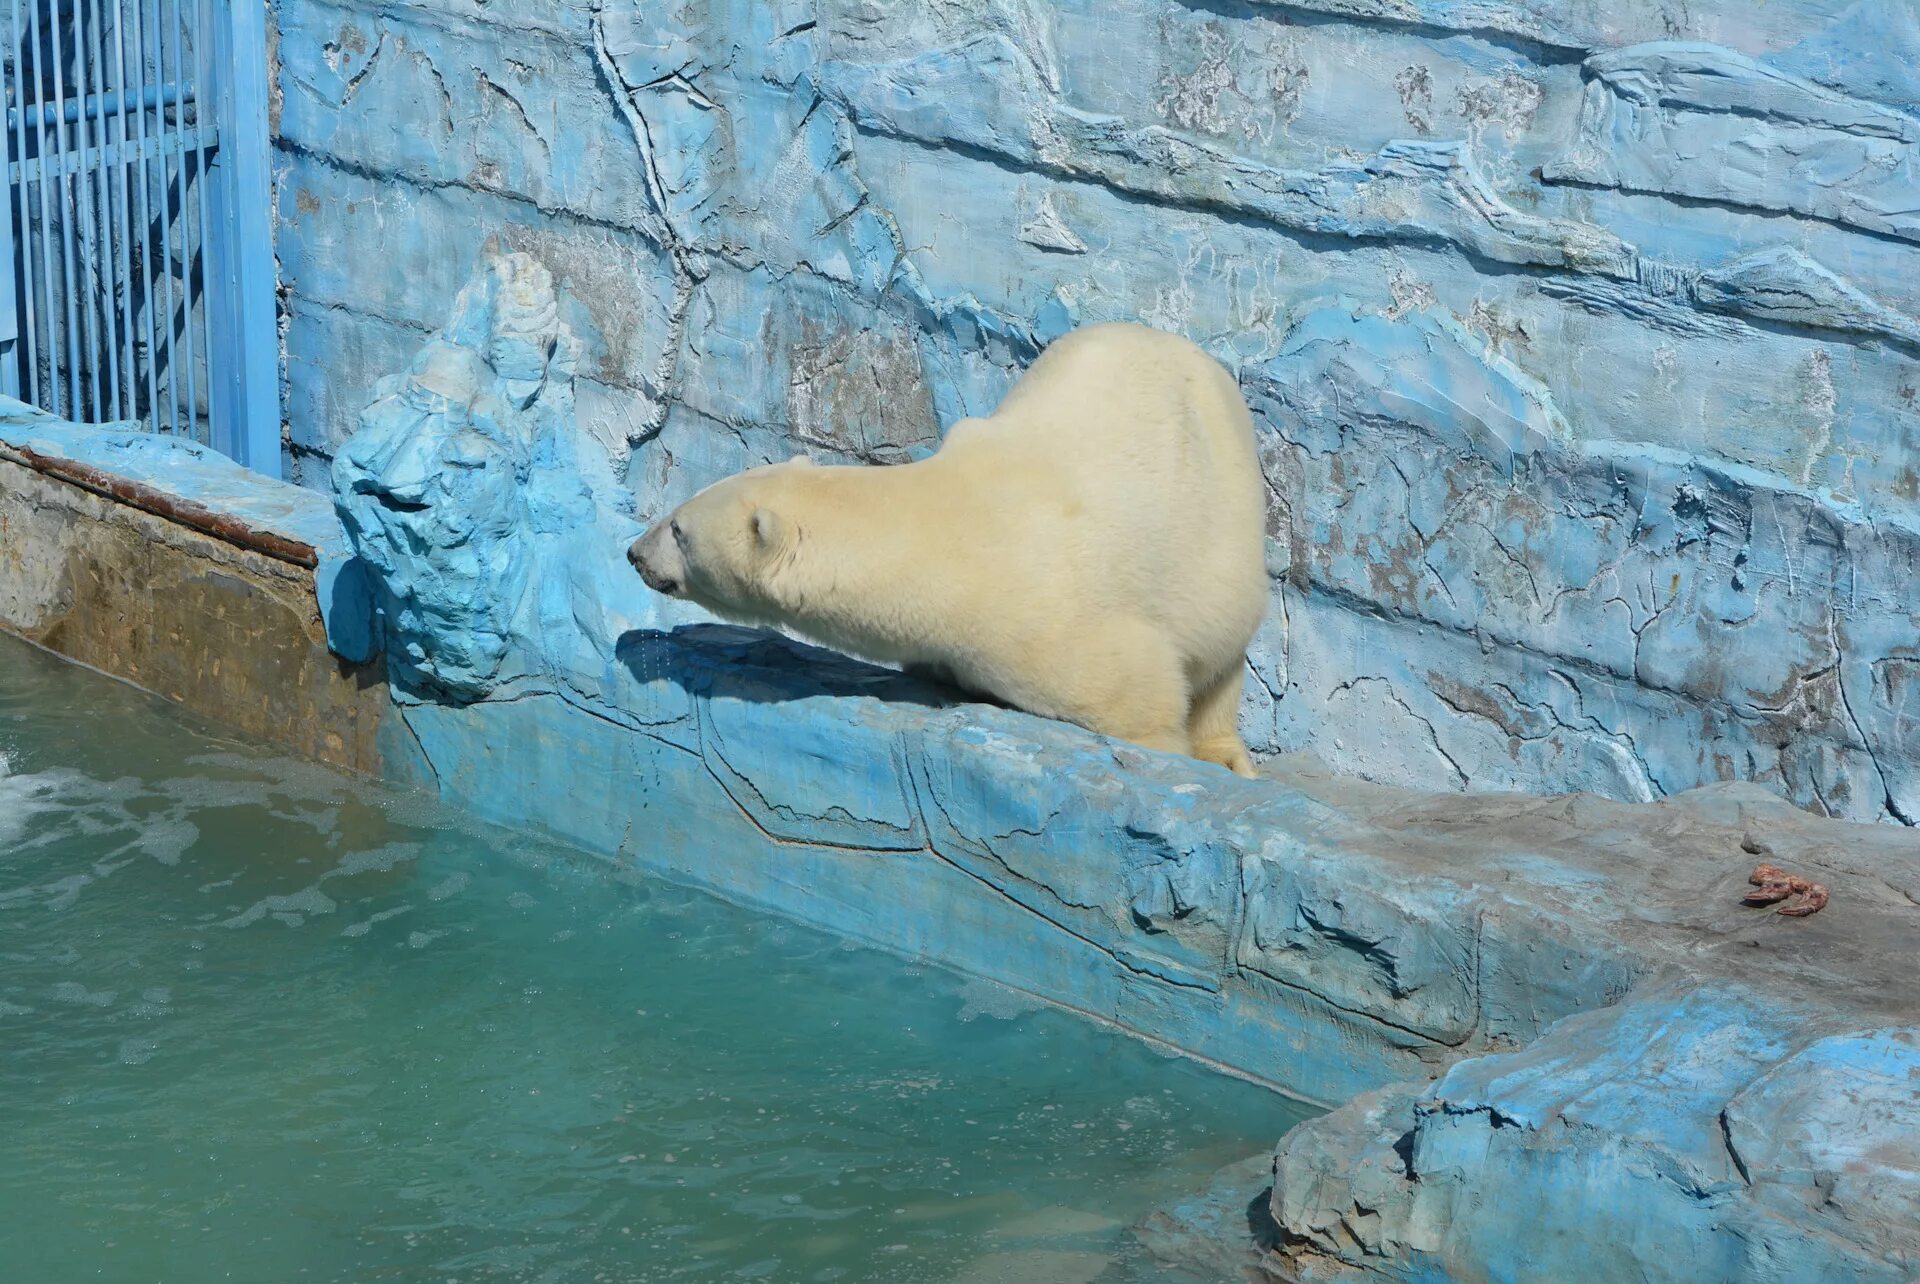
(2, 0), (278, 475)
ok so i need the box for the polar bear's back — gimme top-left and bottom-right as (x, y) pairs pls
(998, 323), (1259, 534)
(941, 322), (1267, 667)
(997, 321), (1245, 440)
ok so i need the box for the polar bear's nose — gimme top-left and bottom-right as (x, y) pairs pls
(628, 532), (683, 596)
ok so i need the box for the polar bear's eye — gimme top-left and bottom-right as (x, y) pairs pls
(669, 518), (684, 544)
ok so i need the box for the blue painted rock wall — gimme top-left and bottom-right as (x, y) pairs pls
(270, 0), (1920, 825)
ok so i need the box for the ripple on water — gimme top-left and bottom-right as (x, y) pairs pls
(0, 631), (1318, 1282)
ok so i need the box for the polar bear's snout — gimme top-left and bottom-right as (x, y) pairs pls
(628, 524), (686, 597)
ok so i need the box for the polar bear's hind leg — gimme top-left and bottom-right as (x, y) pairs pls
(1189, 665), (1257, 778)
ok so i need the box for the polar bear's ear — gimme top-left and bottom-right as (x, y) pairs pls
(787, 454), (814, 468)
(751, 508), (788, 549)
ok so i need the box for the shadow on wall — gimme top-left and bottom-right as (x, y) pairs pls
(614, 624), (958, 712)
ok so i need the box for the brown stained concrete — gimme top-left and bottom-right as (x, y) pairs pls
(0, 456), (386, 774)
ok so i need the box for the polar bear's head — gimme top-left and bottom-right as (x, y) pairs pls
(627, 457), (813, 626)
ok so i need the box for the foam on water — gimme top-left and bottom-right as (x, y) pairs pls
(0, 635), (1314, 1282)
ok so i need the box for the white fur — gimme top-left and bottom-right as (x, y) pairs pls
(628, 322), (1269, 776)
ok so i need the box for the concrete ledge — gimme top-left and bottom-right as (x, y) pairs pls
(0, 401), (386, 774)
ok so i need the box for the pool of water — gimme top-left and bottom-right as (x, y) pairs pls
(0, 635), (1314, 1283)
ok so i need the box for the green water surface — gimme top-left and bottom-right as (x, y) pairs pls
(0, 635), (1313, 1282)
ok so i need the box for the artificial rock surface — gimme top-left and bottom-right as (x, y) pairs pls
(270, 0), (1920, 827)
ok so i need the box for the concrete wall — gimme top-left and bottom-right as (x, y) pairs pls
(270, 0), (1920, 825)
(0, 409), (387, 774)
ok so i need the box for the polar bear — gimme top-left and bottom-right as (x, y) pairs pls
(627, 322), (1268, 777)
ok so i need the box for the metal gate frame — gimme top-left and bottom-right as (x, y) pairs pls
(2, 0), (279, 478)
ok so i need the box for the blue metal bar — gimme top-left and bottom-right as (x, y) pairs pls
(0, 54), (16, 402)
(189, 0), (215, 446)
(46, 0), (84, 419)
(207, 0), (280, 474)
(28, 3), (62, 416)
(148, 0), (179, 434)
(9, 0), (40, 404)
(68, 0), (109, 418)
(168, 0), (200, 443)
(7, 81), (189, 131)
(5, 124), (219, 181)
(82, 0), (125, 419)
(128, 0), (160, 428)
(111, 0), (139, 419)
(0, 101), (15, 395)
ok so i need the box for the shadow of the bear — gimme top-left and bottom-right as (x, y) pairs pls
(612, 623), (999, 712)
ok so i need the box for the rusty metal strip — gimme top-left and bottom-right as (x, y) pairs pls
(0, 443), (319, 569)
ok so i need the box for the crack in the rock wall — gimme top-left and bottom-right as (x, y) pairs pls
(333, 27), (386, 105)
(587, 0), (701, 461)
(476, 72), (554, 169)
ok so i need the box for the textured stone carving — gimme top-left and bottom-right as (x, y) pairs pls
(824, 38), (1637, 276)
(1693, 247), (1920, 350)
(331, 251), (640, 701)
(1546, 42), (1920, 243)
